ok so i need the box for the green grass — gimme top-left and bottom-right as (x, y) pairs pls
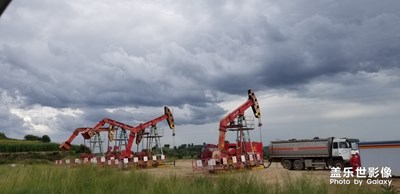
(0, 138), (88, 165)
(0, 138), (87, 154)
(0, 165), (397, 194)
(0, 139), (40, 144)
(276, 172), (398, 194)
(0, 138), (60, 152)
(0, 152), (65, 165)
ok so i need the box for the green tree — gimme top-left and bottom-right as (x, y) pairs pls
(178, 144), (187, 149)
(24, 134), (39, 141)
(41, 135), (51, 143)
(0, 132), (7, 139)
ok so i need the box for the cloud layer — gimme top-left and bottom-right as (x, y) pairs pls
(1, 0), (400, 144)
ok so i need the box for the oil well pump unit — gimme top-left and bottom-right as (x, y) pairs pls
(194, 89), (265, 172)
(59, 106), (175, 167)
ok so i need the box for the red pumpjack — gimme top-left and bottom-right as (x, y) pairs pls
(200, 89), (264, 170)
(59, 106), (174, 160)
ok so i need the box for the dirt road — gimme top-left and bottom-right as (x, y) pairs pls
(144, 160), (400, 191)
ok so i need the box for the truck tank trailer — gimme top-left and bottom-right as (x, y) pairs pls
(268, 137), (359, 170)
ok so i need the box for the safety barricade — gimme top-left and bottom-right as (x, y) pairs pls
(192, 153), (264, 172)
(131, 155), (168, 168)
(54, 154), (170, 169)
(54, 158), (82, 167)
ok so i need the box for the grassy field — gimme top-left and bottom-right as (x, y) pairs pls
(0, 138), (88, 165)
(0, 165), (397, 194)
(0, 138), (60, 152)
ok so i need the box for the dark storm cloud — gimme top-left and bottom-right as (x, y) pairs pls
(1, 0), (400, 141)
(175, 104), (226, 125)
(3, 0), (400, 106)
(203, 3), (400, 93)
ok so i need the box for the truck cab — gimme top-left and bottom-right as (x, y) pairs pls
(348, 138), (360, 155)
(331, 138), (360, 167)
(332, 138), (351, 161)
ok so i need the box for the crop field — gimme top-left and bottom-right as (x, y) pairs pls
(0, 138), (60, 153)
(0, 160), (399, 194)
(0, 138), (86, 158)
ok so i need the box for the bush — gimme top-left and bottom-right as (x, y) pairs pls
(71, 144), (91, 154)
(41, 135), (51, 143)
(0, 142), (60, 152)
(24, 134), (40, 141)
(23, 134), (52, 143)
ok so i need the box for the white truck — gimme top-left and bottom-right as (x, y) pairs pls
(268, 137), (359, 170)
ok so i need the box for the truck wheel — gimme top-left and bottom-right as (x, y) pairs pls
(293, 160), (304, 170)
(282, 160), (293, 170)
(333, 160), (344, 170)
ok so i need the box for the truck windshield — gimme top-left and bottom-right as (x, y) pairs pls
(350, 142), (359, 150)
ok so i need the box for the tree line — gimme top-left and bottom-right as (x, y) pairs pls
(24, 134), (51, 143)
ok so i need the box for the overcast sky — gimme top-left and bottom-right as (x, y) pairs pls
(1, 0), (400, 149)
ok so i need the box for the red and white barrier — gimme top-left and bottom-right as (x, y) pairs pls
(192, 154), (264, 172)
(54, 154), (170, 168)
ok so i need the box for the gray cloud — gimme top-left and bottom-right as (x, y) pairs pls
(1, 0), (399, 144)
(0, 90), (29, 138)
